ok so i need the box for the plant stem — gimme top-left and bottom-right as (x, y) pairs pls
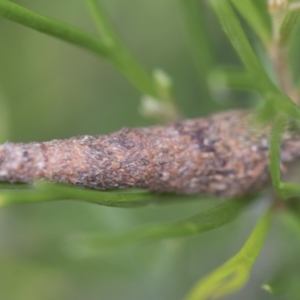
(85, 0), (181, 109)
(85, 0), (118, 46)
(0, 1), (109, 57)
(179, 0), (215, 104)
(210, 0), (273, 92)
(211, 0), (300, 122)
(0, 0), (157, 97)
(231, 0), (271, 47)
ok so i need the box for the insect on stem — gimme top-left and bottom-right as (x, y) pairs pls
(0, 109), (300, 198)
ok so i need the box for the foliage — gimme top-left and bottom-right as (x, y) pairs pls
(1, 0), (300, 299)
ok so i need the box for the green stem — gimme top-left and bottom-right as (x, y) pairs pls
(179, 0), (215, 104)
(0, 0), (109, 57)
(85, 0), (158, 97)
(280, 3), (300, 46)
(210, 0), (300, 122)
(0, 0), (157, 97)
(231, 0), (271, 47)
(180, 0), (214, 74)
(85, 0), (119, 46)
(210, 0), (269, 83)
(269, 115), (285, 190)
(268, 114), (300, 199)
(110, 51), (157, 97)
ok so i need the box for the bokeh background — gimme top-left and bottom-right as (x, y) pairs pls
(0, 0), (298, 299)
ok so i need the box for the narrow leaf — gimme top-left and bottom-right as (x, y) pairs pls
(210, 0), (300, 122)
(268, 114), (300, 199)
(210, 0), (268, 81)
(85, 0), (118, 46)
(231, 0), (271, 46)
(180, 0), (214, 74)
(65, 198), (250, 254)
(85, 0), (158, 97)
(269, 115), (285, 190)
(280, 3), (300, 45)
(0, 182), (202, 208)
(179, 0), (217, 105)
(0, 1), (158, 97)
(185, 209), (273, 300)
(0, 0), (109, 57)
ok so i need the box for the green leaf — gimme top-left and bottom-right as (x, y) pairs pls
(65, 197), (250, 253)
(209, 0), (300, 121)
(277, 183), (300, 199)
(0, 0), (109, 57)
(268, 114), (300, 199)
(185, 209), (273, 300)
(210, 0), (269, 82)
(268, 115), (285, 191)
(84, 0), (159, 99)
(280, 3), (300, 46)
(178, 0), (218, 107)
(0, 182), (203, 208)
(85, 0), (118, 46)
(180, 0), (214, 72)
(231, 0), (271, 46)
(0, 1), (158, 98)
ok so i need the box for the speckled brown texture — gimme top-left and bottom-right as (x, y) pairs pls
(1, 109), (300, 198)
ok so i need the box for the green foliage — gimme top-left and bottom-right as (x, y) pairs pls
(2, 0), (300, 299)
(280, 4), (300, 45)
(0, 0), (156, 98)
(0, 182), (164, 207)
(66, 197), (249, 254)
(185, 209), (273, 300)
(231, 0), (271, 46)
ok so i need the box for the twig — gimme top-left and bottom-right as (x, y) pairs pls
(1, 109), (300, 198)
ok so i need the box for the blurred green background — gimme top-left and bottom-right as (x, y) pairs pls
(0, 0), (298, 299)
